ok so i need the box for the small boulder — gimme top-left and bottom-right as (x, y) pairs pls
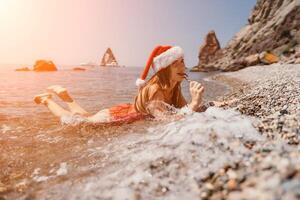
(15, 67), (31, 71)
(33, 60), (57, 72)
(259, 52), (279, 64)
(295, 57), (300, 64)
(190, 65), (219, 72)
(245, 54), (260, 66)
(224, 60), (246, 71)
(190, 66), (201, 72)
(226, 54), (260, 71)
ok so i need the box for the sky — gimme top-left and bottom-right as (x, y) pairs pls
(0, 0), (256, 68)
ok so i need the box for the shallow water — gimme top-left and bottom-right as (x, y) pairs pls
(0, 66), (230, 198)
(23, 107), (266, 200)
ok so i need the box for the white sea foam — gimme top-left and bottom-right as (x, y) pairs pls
(32, 168), (50, 182)
(60, 114), (88, 125)
(0, 124), (11, 133)
(31, 163), (68, 184)
(36, 134), (63, 143)
(56, 162), (68, 176)
(33, 175), (50, 183)
(45, 107), (265, 200)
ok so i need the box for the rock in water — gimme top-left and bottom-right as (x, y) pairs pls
(100, 48), (119, 67)
(73, 67), (86, 71)
(194, 0), (300, 72)
(198, 30), (221, 66)
(33, 60), (57, 72)
(15, 67), (31, 71)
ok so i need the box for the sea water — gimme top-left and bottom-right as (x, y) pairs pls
(35, 107), (265, 200)
(1, 66), (250, 199)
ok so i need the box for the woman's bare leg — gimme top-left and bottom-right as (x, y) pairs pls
(65, 101), (89, 115)
(47, 85), (89, 115)
(34, 93), (72, 117)
(44, 99), (72, 117)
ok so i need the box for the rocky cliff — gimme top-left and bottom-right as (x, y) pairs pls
(196, 0), (300, 72)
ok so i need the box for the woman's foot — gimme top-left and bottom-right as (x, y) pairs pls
(34, 93), (52, 104)
(47, 85), (73, 102)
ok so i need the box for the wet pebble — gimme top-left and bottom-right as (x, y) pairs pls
(216, 64), (300, 199)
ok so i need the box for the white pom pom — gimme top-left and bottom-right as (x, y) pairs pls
(135, 78), (146, 87)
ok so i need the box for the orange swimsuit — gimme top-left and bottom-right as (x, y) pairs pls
(108, 103), (146, 123)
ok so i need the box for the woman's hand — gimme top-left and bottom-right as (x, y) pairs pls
(188, 81), (204, 111)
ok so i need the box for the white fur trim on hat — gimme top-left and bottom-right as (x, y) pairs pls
(152, 46), (184, 72)
(135, 78), (146, 87)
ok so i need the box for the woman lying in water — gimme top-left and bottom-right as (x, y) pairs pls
(34, 45), (226, 123)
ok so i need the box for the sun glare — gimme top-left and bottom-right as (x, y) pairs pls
(0, 0), (19, 19)
(0, 0), (12, 10)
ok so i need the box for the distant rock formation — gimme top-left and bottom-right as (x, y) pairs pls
(194, 0), (300, 72)
(33, 60), (57, 72)
(191, 31), (221, 72)
(15, 67), (31, 71)
(100, 48), (119, 67)
(80, 62), (97, 67)
(73, 67), (86, 71)
(198, 31), (221, 65)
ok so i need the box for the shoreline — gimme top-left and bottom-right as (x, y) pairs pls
(213, 63), (299, 144)
(208, 73), (247, 102)
(1, 64), (299, 200)
(205, 63), (300, 199)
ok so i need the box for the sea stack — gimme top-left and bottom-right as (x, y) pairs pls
(198, 30), (221, 66)
(193, 0), (300, 72)
(191, 31), (221, 72)
(100, 48), (119, 67)
(33, 60), (57, 72)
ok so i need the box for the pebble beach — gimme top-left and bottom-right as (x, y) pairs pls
(210, 63), (300, 199)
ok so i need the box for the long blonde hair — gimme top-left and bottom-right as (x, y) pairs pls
(135, 64), (184, 111)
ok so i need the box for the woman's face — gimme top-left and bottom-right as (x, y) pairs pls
(169, 57), (186, 82)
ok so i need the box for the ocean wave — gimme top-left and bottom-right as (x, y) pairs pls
(39, 107), (265, 200)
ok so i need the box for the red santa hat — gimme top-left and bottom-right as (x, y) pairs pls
(136, 45), (184, 87)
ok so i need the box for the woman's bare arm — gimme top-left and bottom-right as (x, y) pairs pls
(188, 81), (205, 111)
